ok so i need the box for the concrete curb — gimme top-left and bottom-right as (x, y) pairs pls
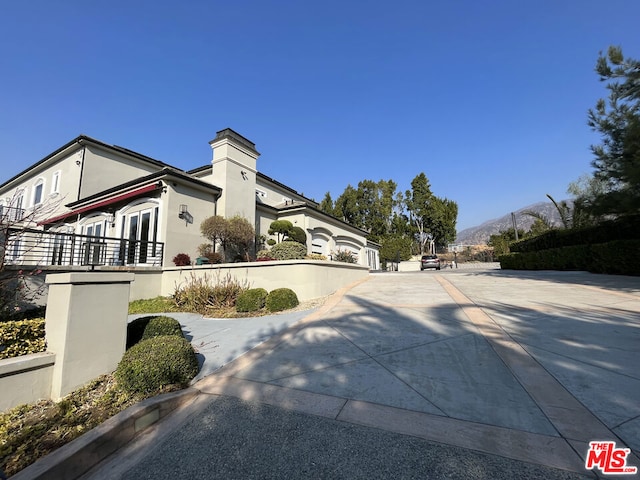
(10, 388), (200, 480)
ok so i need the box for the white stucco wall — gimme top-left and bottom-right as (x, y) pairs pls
(161, 260), (369, 302)
(80, 145), (160, 198)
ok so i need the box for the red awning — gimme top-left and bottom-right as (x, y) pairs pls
(39, 183), (161, 225)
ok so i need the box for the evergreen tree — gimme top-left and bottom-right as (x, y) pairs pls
(587, 46), (640, 215)
(319, 192), (335, 216)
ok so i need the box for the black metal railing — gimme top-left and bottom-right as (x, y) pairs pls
(0, 206), (26, 223)
(1, 227), (164, 267)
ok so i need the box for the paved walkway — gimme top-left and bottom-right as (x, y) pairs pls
(81, 268), (640, 479)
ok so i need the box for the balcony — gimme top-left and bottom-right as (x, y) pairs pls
(0, 206), (26, 223)
(1, 227), (164, 268)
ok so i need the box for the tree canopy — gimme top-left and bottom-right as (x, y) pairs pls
(584, 46), (640, 216)
(321, 172), (458, 261)
(200, 215), (255, 261)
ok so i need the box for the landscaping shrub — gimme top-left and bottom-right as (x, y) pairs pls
(141, 316), (183, 340)
(510, 214), (640, 253)
(173, 272), (248, 314)
(115, 336), (199, 394)
(256, 249), (275, 261)
(236, 288), (268, 313)
(499, 239), (640, 275)
(128, 296), (177, 315)
(268, 241), (307, 260)
(266, 288), (299, 312)
(0, 318), (46, 359)
(306, 253), (327, 260)
(332, 249), (357, 263)
(172, 253), (192, 266)
(126, 315), (184, 349)
(287, 226), (307, 244)
(197, 243), (223, 264)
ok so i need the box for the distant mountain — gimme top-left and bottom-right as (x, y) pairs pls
(455, 201), (569, 245)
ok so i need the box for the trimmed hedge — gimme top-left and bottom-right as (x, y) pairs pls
(268, 241), (308, 260)
(236, 288), (268, 313)
(126, 316), (183, 349)
(0, 319), (46, 359)
(115, 335), (199, 394)
(499, 239), (640, 276)
(511, 214), (640, 253)
(266, 288), (299, 312)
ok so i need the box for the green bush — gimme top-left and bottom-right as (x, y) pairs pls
(287, 226), (307, 244)
(499, 239), (640, 275)
(0, 319), (46, 359)
(256, 250), (275, 260)
(332, 249), (357, 263)
(127, 315), (180, 349)
(266, 288), (299, 312)
(142, 316), (183, 340)
(128, 296), (177, 315)
(127, 315), (183, 349)
(236, 288), (268, 313)
(115, 336), (199, 394)
(511, 214), (640, 253)
(268, 241), (308, 260)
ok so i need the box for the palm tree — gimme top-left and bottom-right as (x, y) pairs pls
(523, 194), (594, 233)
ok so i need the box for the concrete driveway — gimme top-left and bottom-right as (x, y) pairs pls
(80, 267), (640, 479)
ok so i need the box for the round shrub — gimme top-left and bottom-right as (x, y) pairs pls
(236, 288), (268, 313)
(266, 288), (299, 312)
(126, 315), (183, 349)
(172, 253), (191, 266)
(141, 316), (183, 340)
(268, 241), (307, 260)
(287, 226), (307, 244)
(115, 336), (199, 394)
(256, 250), (275, 261)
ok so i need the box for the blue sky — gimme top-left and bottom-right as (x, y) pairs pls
(1, 1), (639, 232)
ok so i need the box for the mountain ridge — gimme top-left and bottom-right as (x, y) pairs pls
(455, 201), (567, 245)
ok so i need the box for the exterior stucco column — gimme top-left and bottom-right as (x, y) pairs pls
(45, 272), (134, 399)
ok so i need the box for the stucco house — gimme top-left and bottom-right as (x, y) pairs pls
(0, 129), (380, 270)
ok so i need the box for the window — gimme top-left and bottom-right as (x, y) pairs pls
(51, 171), (60, 194)
(13, 193), (24, 221)
(33, 181), (44, 206)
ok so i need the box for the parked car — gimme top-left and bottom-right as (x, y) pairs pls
(420, 255), (440, 271)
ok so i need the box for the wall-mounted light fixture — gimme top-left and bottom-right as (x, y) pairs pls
(241, 170), (248, 180)
(106, 213), (115, 227)
(178, 204), (193, 225)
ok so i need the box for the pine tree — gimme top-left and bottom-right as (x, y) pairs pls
(587, 46), (640, 215)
